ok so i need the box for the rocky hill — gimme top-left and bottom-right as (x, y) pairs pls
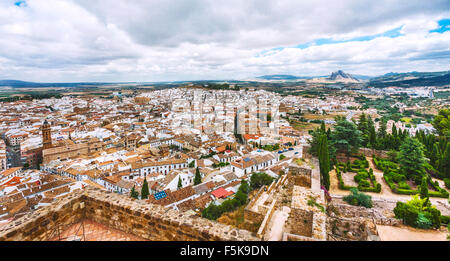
(328, 70), (360, 83)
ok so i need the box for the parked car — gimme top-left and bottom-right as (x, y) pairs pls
(288, 148), (294, 151)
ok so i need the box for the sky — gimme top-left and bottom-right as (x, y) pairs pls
(0, 0), (450, 82)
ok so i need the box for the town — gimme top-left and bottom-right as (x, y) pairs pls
(0, 82), (448, 241)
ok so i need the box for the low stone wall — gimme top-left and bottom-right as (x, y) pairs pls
(302, 145), (312, 159)
(288, 166), (312, 188)
(0, 187), (259, 241)
(0, 192), (84, 241)
(359, 148), (389, 159)
(257, 200), (277, 238)
(283, 232), (319, 241)
(246, 186), (265, 210)
(243, 209), (264, 225)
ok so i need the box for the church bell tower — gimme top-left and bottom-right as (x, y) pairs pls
(42, 120), (52, 150)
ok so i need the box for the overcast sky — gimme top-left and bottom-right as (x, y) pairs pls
(1, 0), (450, 82)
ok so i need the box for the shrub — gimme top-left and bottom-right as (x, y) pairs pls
(428, 207), (441, 228)
(416, 212), (432, 229)
(394, 201), (419, 227)
(396, 189), (419, 195)
(384, 175), (397, 192)
(343, 188), (373, 208)
(354, 172), (369, 183)
(391, 172), (407, 183)
(428, 190), (449, 198)
(357, 180), (371, 188)
(393, 195), (441, 229)
(376, 183), (382, 192)
(444, 178), (450, 189)
(250, 172), (274, 190)
(441, 215), (450, 225)
(398, 181), (411, 190)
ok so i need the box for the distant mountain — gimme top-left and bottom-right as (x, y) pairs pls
(369, 71), (450, 87)
(256, 75), (311, 80)
(0, 80), (35, 86)
(352, 74), (374, 80)
(370, 70), (450, 83)
(328, 70), (360, 83)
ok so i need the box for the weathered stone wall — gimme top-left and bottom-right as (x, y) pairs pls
(244, 209), (264, 224)
(288, 208), (313, 237)
(302, 145), (312, 159)
(0, 192), (84, 241)
(288, 166), (312, 188)
(327, 216), (374, 241)
(0, 187), (259, 241)
(358, 148), (389, 159)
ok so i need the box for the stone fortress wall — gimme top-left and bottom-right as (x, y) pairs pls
(0, 187), (259, 241)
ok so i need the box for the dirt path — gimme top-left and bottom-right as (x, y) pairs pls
(251, 192), (268, 212)
(265, 207), (290, 241)
(377, 225), (448, 241)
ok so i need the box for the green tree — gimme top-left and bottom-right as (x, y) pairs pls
(420, 177), (429, 199)
(177, 176), (182, 189)
(377, 118), (387, 138)
(432, 109), (450, 136)
(343, 188), (373, 208)
(330, 117), (362, 157)
(130, 186), (139, 199)
(194, 167), (202, 185)
(397, 137), (426, 182)
(141, 177), (150, 199)
(318, 134), (331, 190)
(438, 143), (450, 179)
(250, 172), (274, 190)
(357, 113), (369, 147)
(188, 160), (195, 168)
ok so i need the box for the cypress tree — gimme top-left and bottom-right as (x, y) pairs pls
(318, 134), (331, 190)
(141, 176), (150, 199)
(440, 143), (450, 179)
(378, 119), (387, 138)
(320, 121), (326, 133)
(420, 176), (429, 199)
(130, 185), (139, 199)
(194, 167), (202, 185)
(177, 176), (182, 189)
(430, 143), (440, 167)
(392, 124), (398, 138)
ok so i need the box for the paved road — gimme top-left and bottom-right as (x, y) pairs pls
(6, 146), (22, 167)
(271, 145), (303, 159)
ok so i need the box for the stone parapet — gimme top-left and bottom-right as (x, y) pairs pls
(0, 187), (259, 241)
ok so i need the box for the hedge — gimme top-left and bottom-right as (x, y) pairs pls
(441, 215), (450, 225)
(336, 166), (356, 190)
(428, 190), (449, 198)
(336, 158), (380, 193)
(396, 189), (420, 195)
(444, 178), (450, 189)
(378, 158), (449, 198)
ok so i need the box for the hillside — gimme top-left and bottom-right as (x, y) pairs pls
(369, 72), (450, 87)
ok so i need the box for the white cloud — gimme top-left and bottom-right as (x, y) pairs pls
(0, 0), (449, 81)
